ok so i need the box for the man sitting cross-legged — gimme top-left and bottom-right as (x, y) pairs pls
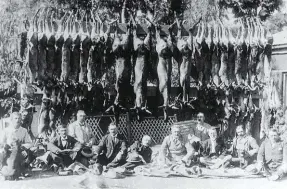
(92, 123), (127, 173)
(209, 125), (259, 169)
(140, 125), (202, 177)
(122, 135), (152, 170)
(249, 128), (287, 181)
(199, 128), (226, 168)
(0, 112), (34, 180)
(47, 125), (82, 174)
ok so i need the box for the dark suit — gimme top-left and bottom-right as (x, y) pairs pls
(93, 134), (127, 168)
(47, 135), (79, 167)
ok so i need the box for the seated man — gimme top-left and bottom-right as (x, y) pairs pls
(47, 125), (81, 173)
(123, 135), (152, 170)
(199, 128), (226, 168)
(189, 112), (212, 142)
(92, 123), (127, 172)
(160, 125), (194, 166)
(212, 125), (259, 169)
(68, 110), (95, 146)
(68, 110), (95, 166)
(0, 112), (34, 180)
(254, 129), (287, 181)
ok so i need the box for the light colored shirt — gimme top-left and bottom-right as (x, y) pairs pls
(68, 121), (93, 144)
(257, 139), (287, 168)
(61, 136), (68, 147)
(0, 126), (32, 146)
(210, 139), (216, 154)
(161, 135), (187, 160)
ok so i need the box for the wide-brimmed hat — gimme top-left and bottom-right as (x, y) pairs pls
(126, 153), (142, 163)
(81, 147), (94, 158)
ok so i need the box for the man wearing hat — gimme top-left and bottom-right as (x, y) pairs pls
(93, 123), (127, 172)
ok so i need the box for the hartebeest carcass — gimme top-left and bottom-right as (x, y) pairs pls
(234, 18), (248, 88)
(79, 12), (92, 84)
(193, 20), (205, 87)
(60, 11), (73, 83)
(174, 16), (201, 108)
(218, 18), (229, 88)
(130, 17), (152, 121)
(26, 8), (42, 84)
(54, 10), (68, 81)
(106, 20), (133, 122)
(45, 8), (56, 81)
(210, 18), (221, 87)
(154, 22), (177, 121)
(70, 10), (81, 86)
(37, 8), (49, 84)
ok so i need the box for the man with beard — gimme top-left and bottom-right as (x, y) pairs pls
(0, 112), (33, 180)
(92, 123), (127, 172)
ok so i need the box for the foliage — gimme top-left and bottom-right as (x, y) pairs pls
(218, 0), (283, 20)
(264, 12), (287, 34)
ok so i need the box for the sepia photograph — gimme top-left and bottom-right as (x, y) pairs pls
(0, 0), (287, 188)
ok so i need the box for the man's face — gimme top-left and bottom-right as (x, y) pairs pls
(59, 128), (67, 138)
(269, 131), (279, 143)
(77, 112), (86, 123)
(236, 127), (245, 137)
(142, 137), (151, 147)
(109, 125), (118, 136)
(11, 114), (21, 129)
(209, 130), (218, 140)
(197, 113), (204, 124)
(171, 127), (180, 138)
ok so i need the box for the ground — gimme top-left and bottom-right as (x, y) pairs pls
(1, 170), (287, 189)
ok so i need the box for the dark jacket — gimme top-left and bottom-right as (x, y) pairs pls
(94, 134), (127, 162)
(129, 141), (152, 163)
(47, 135), (78, 153)
(201, 137), (226, 157)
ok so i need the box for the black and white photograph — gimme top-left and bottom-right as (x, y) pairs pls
(0, 0), (287, 188)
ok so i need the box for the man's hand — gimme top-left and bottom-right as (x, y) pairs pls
(21, 150), (28, 157)
(86, 141), (93, 147)
(139, 155), (147, 164)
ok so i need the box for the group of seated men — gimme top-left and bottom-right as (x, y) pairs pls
(0, 111), (287, 181)
(0, 110), (152, 180)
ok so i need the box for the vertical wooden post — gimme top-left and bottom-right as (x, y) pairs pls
(126, 112), (131, 144)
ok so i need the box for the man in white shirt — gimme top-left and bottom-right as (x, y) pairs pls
(0, 112), (33, 180)
(67, 110), (95, 167)
(68, 110), (95, 146)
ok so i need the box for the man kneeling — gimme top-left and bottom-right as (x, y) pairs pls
(92, 123), (127, 173)
(252, 129), (287, 181)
